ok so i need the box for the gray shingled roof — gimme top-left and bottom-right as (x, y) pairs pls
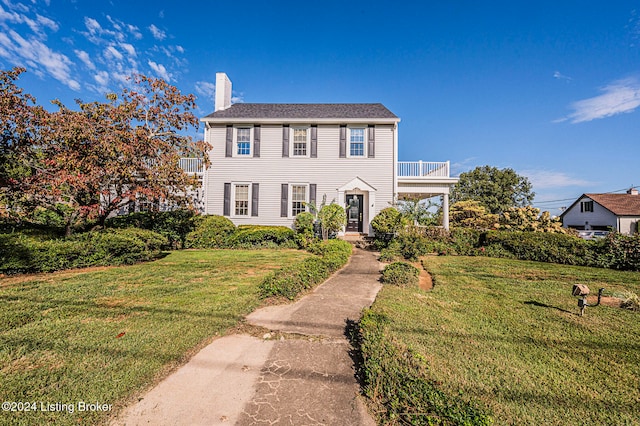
(203, 103), (398, 120)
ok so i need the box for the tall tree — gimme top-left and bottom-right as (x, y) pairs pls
(451, 165), (534, 214)
(0, 67), (47, 220)
(1, 69), (208, 234)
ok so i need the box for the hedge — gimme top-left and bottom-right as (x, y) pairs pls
(259, 239), (352, 299)
(184, 215), (236, 248)
(0, 228), (167, 275)
(105, 209), (197, 249)
(229, 225), (296, 248)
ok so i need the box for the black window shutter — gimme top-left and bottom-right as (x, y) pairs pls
(253, 125), (260, 158)
(368, 125), (375, 158)
(282, 125), (289, 157)
(225, 125), (233, 157)
(223, 183), (231, 216)
(281, 184), (288, 217)
(310, 125), (318, 158)
(251, 183), (259, 216)
(339, 125), (346, 158)
(309, 184), (317, 207)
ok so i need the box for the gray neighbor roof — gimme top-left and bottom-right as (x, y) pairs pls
(203, 103), (398, 120)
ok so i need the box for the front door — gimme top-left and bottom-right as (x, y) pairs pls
(346, 194), (364, 233)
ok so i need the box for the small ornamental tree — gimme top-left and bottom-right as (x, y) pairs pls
(318, 203), (347, 240)
(498, 206), (567, 233)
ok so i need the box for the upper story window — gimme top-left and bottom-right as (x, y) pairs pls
(236, 127), (251, 156)
(292, 128), (309, 157)
(349, 128), (365, 157)
(291, 184), (307, 217)
(580, 200), (594, 213)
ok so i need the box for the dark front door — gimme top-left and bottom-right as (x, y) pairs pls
(346, 194), (364, 233)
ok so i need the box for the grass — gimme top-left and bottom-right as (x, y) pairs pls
(0, 249), (310, 426)
(365, 256), (640, 425)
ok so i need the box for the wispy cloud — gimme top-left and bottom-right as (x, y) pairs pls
(148, 24), (166, 41)
(148, 60), (171, 82)
(553, 71), (572, 82)
(74, 49), (95, 70)
(559, 78), (640, 123)
(521, 169), (593, 190)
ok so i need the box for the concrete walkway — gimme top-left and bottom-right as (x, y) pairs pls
(114, 248), (383, 426)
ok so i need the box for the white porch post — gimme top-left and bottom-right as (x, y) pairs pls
(443, 193), (450, 231)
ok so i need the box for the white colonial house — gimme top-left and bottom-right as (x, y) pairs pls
(560, 188), (640, 235)
(190, 73), (458, 235)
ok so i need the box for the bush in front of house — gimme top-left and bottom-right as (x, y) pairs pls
(293, 212), (316, 248)
(380, 262), (420, 287)
(259, 239), (353, 299)
(0, 228), (167, 274)
(371, 207), (406, 246)
(228, 225), (297, 248)
(478, 231), (594, 266)
(106, 209), (197, 249)
(184, 215), (236, 248)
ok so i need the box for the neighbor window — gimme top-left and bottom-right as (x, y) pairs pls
(292, 128), (309, 157)
(234, 184), (249, 216)
(580, 200), (594, 213)
(291, 184), (307, 216)
(349, 128), (365, 157)
(236, 128), (251, 156)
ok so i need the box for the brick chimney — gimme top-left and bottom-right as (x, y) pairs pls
(627, 187), (639, 195)
(215, 72), (232, 112)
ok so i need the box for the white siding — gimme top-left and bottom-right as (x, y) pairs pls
(619, 217), (640, 235)
(203, 123), (395, 232)
(562, 196), (618, 230)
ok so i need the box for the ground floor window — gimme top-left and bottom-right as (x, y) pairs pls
(234, 184), (249, 216)
(291, 184), (307, 216)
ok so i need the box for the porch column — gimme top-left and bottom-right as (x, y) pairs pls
(442, 193), (450, 231)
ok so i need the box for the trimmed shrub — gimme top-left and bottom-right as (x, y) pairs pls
(479, 231), (593, 266)
(259, 239), (352, 299)
(0, 229), (167, 274)
(184, 215), (236, 248)
(381, 262), (420, 287)
(106, 209), (197, 249)
(358, 310), (492, 425)
(229, 225), (296, 248)
(371, 207), (405, 241)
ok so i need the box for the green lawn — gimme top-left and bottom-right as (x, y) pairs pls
(369, 256), (640, 425)
(0, 249), (310, 426)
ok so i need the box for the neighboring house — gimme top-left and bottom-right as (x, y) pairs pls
(195, 73), (458, 235)
(561, 188), (640, 235)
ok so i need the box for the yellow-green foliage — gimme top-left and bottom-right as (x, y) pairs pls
(498, 206), (567, 233)
(450, 200), (498, 230)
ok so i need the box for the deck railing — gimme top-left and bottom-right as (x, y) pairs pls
(179, 158), (204, 175)
(397, 161), (450, 178)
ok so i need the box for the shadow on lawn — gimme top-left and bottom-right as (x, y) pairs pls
(524, 300), (574, 315)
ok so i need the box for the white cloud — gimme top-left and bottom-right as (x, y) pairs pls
(84, 17), (101, 35)
(4, 29), (78, 90)
(195, 81), (216, 101)
(562, 78), (640, 123)
(94, 70), (109, 87)
(521, 169), (592, 189)
(148, 60), (171, 81)
(120, 43), (136, 57)
(553, 71), (571, 81)
(148, 24), (166, 40)
(104, 45), (123, 61)
(74, 49), (95, 70)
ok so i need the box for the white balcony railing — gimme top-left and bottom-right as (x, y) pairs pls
(397, 161), (450, 178)
(179, 158), (204, 175)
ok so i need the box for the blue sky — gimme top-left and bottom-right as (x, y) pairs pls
(1, 0), (639, 215)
